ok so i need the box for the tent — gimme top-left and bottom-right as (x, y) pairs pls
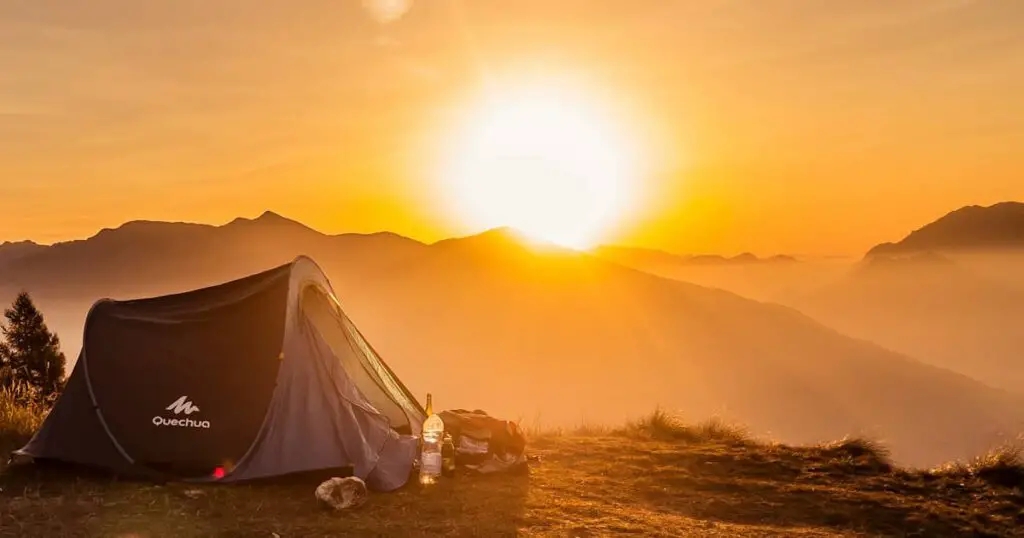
(15, 256), (426, 491)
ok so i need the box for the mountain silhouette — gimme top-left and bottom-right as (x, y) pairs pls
(592, 246), (832, 302)
(1, 215), (1021, 466)
(0, 211), (426, 300)
(868, 201), (1024, 256)
(0, 240), (46, 268)
(594, 246), (798, 267)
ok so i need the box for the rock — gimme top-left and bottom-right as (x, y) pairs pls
(315, 477), (368, 511)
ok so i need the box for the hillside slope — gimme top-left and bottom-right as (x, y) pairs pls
(869, 201), (1024, 256)
(784, 252), (1024, 393)
(2, 426), (1022, 537)
(334, 229), (1022, 467)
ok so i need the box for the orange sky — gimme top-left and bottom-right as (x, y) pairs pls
(2, 0), (1023, 256)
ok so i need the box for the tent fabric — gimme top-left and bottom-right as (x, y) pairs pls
(13, 358), (144, 477)
(15, 256), (425, 491)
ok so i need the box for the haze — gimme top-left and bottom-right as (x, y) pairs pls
(3, 202), (1024, 468)
(3, 1), (1024, 471)
(4, 1), (1024, 255)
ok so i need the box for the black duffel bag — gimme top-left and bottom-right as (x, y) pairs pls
(437, 409), (527, 470)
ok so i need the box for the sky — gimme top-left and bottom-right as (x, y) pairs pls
(2, 0), (1023, 256)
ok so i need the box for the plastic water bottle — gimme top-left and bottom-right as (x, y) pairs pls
(419, 393), (444, 485)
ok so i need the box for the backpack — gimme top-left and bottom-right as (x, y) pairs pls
(437, 409), (527, 466)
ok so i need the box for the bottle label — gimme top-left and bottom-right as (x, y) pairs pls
(421, 452), (442, 474)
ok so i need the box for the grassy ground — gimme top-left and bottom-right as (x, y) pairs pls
(2, 406), (1023, 537)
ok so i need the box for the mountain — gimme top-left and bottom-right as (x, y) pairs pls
(593, 246), (844, 302)
(594, 246), (798, 267)
(780, 202), (1024, 393)
(869, 202), (1024, 256)
(0, 240), (46, 268)
(0, 211), (427, 359)
(0, 211), (426, 299)
(1, 216), (1022, 467)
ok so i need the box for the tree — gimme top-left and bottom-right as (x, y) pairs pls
(0, 292), (66, 399)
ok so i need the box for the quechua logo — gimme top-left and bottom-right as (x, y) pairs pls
(152, 396), (211, 429)
(165, 395), (200, 415)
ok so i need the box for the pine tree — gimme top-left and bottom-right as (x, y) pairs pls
(0, 291), (66, 399)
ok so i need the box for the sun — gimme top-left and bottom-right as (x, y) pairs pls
(439, 79), (640, 249)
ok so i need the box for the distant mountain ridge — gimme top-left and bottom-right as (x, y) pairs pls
(0, 240), (46, 268)
(593, 245), (797, 267)
(0, 211), (428, 300)
(869, 201), (1024, 256)
(589, 245), (822, 303)
(1, 216), (798, 298)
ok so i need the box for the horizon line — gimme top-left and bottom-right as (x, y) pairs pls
(0, 209), (859, 260)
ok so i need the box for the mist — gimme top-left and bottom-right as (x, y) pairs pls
(3, 213), (1021, 469)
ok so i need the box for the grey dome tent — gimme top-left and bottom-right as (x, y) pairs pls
(15, 256), (426, 491)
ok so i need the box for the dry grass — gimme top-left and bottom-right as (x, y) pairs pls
(525, 422), (611, 438)
(0, 383), (47, 453)
(930, 442), (1024, 489)
(617, 408), (751, 445)
(812, 436), (894, 474)
(526, 409), (749, 443)
(1, 407), (1023, 537)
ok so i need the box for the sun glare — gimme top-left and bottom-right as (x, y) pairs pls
(440, 80), (640, 249)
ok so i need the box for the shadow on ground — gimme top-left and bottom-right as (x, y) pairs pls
(0, 460), (530, 537)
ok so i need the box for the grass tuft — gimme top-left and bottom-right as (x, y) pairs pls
(972, 445), (1024, 489)
(822, 436), (891, 461)
(618, 408), (750, 445)
(931, 443), (1024, 489)
(526, 421), (612, 439)
(568, 422), (610, 437)
(817, 436), (893, 473)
